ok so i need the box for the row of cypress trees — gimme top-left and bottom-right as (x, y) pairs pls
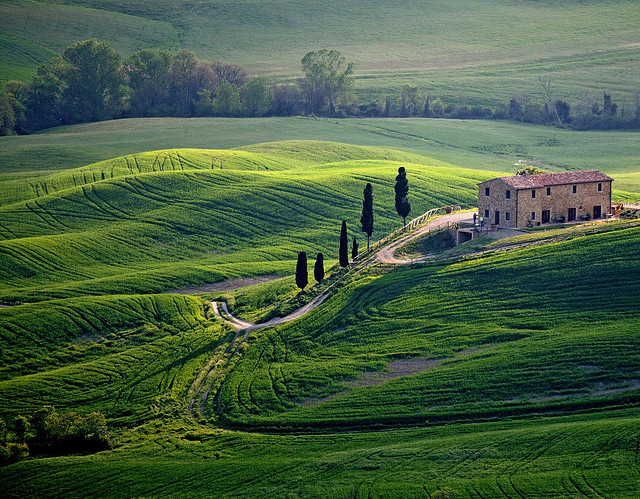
(295, 167), (411, 290)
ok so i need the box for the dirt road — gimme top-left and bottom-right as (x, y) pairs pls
(213, 210), (472, 331)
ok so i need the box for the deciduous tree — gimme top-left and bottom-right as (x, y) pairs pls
(126, 49), (171, 117)
(241, 78), (271, 117)
(61, 39), (125, 122)
(301, 49), (354, 115)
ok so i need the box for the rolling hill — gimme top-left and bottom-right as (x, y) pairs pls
(0, 141), (491, 303)
(2, 0), (640, 108)
(1, 138), (639, 497)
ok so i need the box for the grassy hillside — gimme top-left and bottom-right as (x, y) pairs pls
(212, 222), (640, 430)
(2, 223), (640, 496)
(2, 118), (640, 185)
(0, 142), (489, 302)
(2, 409), (640, 497)
(1, 138), (639, 496)
(2, 0), (640, 107)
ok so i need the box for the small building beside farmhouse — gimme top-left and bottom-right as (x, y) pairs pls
(478, 170), (613, 228)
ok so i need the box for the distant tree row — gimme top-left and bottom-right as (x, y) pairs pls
(0, 39), (272, 135)
(6, 40), (633, 135)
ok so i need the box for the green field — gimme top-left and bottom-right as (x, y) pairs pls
(2, 117), (640, 178)
(1, 134), (640, 496)
(2, 0), (640, 108)
(0, 141), (492, 303)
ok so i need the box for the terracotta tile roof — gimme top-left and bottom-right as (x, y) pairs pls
(480, 170), (613, 189)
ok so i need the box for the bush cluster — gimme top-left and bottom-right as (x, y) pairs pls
(0, 406), (111, 466)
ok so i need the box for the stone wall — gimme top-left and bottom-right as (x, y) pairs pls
(477, 179), (518, 228)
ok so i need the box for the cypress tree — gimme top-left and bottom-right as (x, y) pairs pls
(339, 220), (349, 267)
(360, 182), (374, 250)
(351, 236), (359, 259)
(314, 252), (324, 283)
(394, 166), (411, 226)
(295, 251), (308, 290)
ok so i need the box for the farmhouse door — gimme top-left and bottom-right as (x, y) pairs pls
(542, 210), (550, 224)
(494, 210), (500, 225)
(568, 208), (576, 222)
(593, 205), (602, 219)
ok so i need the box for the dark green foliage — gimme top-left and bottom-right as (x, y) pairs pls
(14, 416), (28, 444)
(394, 166), (411, 225)
(351, 237), (359, 259)
(62, 39), (125, 123)
(360, 182), (374, 250)
(295, 251), (308, 290)
(125, 49), (171, 117)
(314, 253), (324, 283)
(29, 406), (110, 454)
(241, 78), (271, 117)
(301, 49), (355, 115)
(339, 220), (348, 267)
(0, 442), (28, 466)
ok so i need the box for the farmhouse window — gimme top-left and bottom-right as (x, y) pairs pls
(506, 212), (511, 221)
(531, 189), (536, 199)
(572, 185), (577, 194)
(546, 187), (551, 196)
(485, 209), (489, 218)
(598, 183), (602, 192)
(485, 187), (490, 196)
(531, 212), (536, 220)
(506, 190), (511, 199)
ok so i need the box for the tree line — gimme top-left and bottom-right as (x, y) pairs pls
(295, 167), (411, 290)
(4, 39), (637, 136)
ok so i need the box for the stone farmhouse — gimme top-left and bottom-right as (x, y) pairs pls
(478, 170), (613, 228)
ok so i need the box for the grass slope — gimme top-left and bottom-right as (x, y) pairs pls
(0, 142), (489, 302)
(213, 222), (640, 430)
(2, 408), (640, 497)
(2, 119), (640, 189)
(2, 0), (640, 108)
(0, 293), (228, 425)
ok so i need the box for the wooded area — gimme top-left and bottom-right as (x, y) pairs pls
(1, 39), (638, 136)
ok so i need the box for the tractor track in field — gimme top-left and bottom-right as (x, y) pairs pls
(189, 208), (470, 424)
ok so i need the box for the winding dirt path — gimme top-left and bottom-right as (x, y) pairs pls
(376, 211), (471, 264)
(193, 209), (470, 420)
(213, 210), (471, 332)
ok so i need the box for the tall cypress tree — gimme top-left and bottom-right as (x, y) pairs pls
(360, 182), (374, 250)
(339, 220), (348, 267)
(351, 237), (359, 259)
(295, 251), (308, 290)
(394, 166), (411, 226)
(314, 252), (324, 283)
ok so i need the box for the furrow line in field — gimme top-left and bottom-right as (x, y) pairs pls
(567, 473), (592, 498)
(23, 202), (58, 232)
(32, 199), (71, 229)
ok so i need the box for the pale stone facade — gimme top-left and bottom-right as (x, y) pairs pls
(478, 170), (613, 228)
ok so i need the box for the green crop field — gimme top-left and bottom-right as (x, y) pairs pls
(1, 135), (639, 496)
(2, 117), (640, 179)
(0, 141), (492, 303)
(3, 0), (640, 493)
(2, 0), (640, 108)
